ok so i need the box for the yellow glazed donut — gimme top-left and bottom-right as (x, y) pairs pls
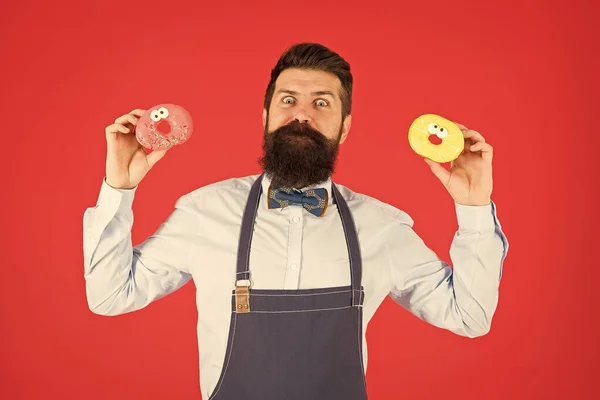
(408, 114), (465, 163)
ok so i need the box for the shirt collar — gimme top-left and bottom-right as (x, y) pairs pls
(260, 172), (334, 208)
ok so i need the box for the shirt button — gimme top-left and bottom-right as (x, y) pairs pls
(291, 264), (297, 270)
(292, 216), (300, 223)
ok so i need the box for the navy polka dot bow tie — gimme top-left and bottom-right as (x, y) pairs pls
(268, 184), (329, 217)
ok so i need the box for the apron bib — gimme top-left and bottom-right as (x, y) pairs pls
(208, 173), (368, 400)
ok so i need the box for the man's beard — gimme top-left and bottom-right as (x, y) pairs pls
(258, 118), (342, 189)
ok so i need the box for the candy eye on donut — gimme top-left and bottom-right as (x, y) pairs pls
(427, 123), (439, 134)
(427, 122), (449, 138)
(150, 107), (170, 122)
(158, 107), (169, 118)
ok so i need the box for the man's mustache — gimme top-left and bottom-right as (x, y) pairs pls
(273, 121), (325, 141)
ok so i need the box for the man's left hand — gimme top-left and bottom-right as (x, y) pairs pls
(423, 122), (493, 206)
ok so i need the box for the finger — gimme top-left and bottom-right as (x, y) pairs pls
(469, 142), (493, 153)
(454, 122), (468, 132)
(129, 109), (146, 118)
(423, 157), (451, 184)
(463, 129), (486, 143)
(105, 123), (131, 135)
(115, 113), (139, 126)
(469, 142), (494, 163)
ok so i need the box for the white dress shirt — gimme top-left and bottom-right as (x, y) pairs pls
(82, 173), (509, 399)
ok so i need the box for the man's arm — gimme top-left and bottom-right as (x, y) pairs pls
(83, 177), (195, 316)
(387, 201), (509, 337)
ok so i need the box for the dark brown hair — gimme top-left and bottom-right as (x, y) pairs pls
(263, 43), (353, 120)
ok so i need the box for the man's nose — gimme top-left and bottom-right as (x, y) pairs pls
(293, 105), (313, 124)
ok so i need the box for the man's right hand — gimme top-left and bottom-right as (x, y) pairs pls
(104, 109), (168, 189)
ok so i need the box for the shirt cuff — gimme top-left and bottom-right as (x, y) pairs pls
(96, 177), (137, 215)
(454, 201), (498, 232)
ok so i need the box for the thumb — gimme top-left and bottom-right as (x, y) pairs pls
(424, 157), (450, 184)
(146, 149), (168, 168)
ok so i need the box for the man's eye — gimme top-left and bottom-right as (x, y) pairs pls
(282, 97), (294, 104)
(316, 100), (328, 107)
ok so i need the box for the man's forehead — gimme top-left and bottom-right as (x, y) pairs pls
(275, 69), (341, 96)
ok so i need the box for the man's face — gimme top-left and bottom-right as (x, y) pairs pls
(258, 68), (352, 189)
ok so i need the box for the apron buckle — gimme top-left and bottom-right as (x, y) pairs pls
(235, 284), (251, 313)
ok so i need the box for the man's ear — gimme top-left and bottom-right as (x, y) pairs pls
(339, 114), (352, 144)
(262, 109), (267, 128)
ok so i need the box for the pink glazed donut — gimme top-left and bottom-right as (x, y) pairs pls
(135, 104), (193, 151)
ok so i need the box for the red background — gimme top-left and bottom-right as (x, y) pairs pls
(1, 0), (598, 399)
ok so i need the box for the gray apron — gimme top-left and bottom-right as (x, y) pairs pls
(208, 173), (369, 399)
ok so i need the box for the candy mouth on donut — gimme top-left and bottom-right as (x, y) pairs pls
(428, 135), (443, 145)
(156, 119), (172, 135)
